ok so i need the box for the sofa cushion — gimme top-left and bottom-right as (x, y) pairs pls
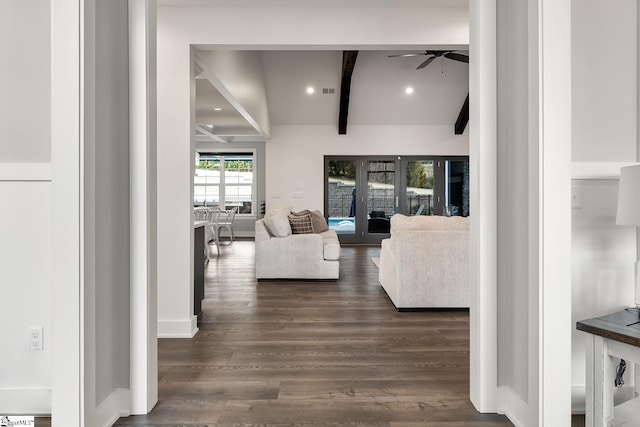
(319, 230), (341, 260)
(288, 213), (314, 234)
(264, 209), (292, 237)
(390, 214), (469, 234)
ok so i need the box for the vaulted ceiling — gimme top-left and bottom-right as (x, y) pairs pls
(195, 48), (469, 143)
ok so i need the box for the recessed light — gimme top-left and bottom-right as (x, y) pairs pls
(213, 107), (222, 111)
(306, 86), (315, 95)
(405, 87), (414, 94)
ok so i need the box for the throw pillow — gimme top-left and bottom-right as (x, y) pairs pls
(309, 210), (329, 233)
(264, 209), (292, 237)
(288, 213), (314, 234)
(291, 209), (329, 233)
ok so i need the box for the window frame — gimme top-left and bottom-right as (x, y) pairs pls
(194, 150), (257, 217)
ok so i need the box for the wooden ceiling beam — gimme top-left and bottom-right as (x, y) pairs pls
(454, 93), (469, 135)
(338, 51), (359, 135)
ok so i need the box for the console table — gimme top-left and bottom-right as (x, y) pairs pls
(577, 309), (640, 426)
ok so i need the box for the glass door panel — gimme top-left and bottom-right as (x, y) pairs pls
(404, 160), (434, 216)
(445, 160), (470, 216)
(366, 160), (395, 235)
(327, 160), (357, 237)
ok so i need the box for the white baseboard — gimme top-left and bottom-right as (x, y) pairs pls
(497, 386), (529, 427)
(92, 388), (131, 427)
(0, 388), (51, 415)
(157, 316), (198, 338)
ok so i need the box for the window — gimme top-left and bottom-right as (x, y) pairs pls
(194, 153), (254, 215)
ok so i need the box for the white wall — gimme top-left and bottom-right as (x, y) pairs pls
(572, 0), (637, 162)
(0, 0), (52, 415)
(266, 124), (468, 211)
(0, 0), (51, 162)
(496, 0), (529, 404)
(570, 0), (639, 413)
(0, 179), (52, 414)
(156, 3), (470, 338)
(83, 0), (132, 424)
(571, 179), (637, 409)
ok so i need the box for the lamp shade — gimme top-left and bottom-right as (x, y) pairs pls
(616, 164), (640, 225)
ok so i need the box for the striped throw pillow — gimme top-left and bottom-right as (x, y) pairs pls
(288, 214), (314, 234)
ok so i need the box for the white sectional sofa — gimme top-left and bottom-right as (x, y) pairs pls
(378, 214), (469, 309)
(255, 208), (340, 280)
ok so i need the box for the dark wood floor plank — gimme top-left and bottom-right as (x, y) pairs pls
(277, 379), (471, 401)
(116, 241), (513, 426)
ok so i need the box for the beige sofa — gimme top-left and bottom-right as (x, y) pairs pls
(255, 208), (340, 280)
(378, 214), (469, 309)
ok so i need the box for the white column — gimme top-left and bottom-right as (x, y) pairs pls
(469, 0), (499, 413)
(156, 16), (197, 338)
(529, 0), (572, 424)
(129, 0), (158, 414)
(51, 0), (83, 425)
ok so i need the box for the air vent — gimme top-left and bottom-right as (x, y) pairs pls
(322, 88), (335, 94)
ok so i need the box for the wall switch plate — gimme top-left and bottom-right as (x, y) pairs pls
(28, 326), (43, 351)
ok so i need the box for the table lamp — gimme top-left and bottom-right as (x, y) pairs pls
(616, 164), (640, 308)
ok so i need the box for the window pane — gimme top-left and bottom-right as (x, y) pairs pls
(224, 157), (253, 184)
(367, 160), (395, 218)
(446, 161), (470, 216)
(327, 160), (356, 235)
(405, 160), (434, 215)
(224, 185), (252, 213)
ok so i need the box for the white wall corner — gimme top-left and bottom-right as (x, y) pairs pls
(0, 389), (52, 415)
(157, 316), (198, 338)
(497, 386), (529, 427)
(92, 388), (131, 427)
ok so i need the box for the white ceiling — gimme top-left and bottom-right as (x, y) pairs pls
(195, 49), (469, 140)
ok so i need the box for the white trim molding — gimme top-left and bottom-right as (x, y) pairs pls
(129, 0), (159, 415)
(572, 162), (640, 180)
(92, 388), (131, 427)
(0, 389), (52, 415)
(469, 0), (499, 413)
(0, 163), (52, 182)
(497, 387), (529, 427)
(157, 317), (198, 338)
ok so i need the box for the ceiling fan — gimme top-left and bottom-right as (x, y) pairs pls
(388, 50), (469, 70)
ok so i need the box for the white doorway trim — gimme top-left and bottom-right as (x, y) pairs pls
(468, 0), (499, 413)
(51, 0), (84, 424)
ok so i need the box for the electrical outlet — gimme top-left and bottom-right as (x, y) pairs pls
(28, 326), (43, 351)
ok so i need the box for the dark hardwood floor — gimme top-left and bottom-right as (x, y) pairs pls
(116, 240), (514, 426)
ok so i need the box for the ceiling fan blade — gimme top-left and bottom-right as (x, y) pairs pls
(444, 52), (469, 63)
(388, 53), (424, 58)
(416, 56), (436, 69)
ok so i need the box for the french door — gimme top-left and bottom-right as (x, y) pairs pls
(325, 155), (469, 244)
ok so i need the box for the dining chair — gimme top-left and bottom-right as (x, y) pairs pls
(215, 207), (236, 243)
